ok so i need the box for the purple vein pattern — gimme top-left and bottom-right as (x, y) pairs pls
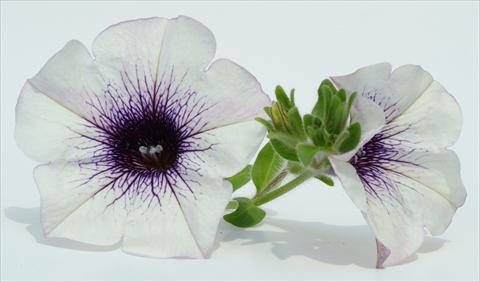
(349, 89), (425, 211)
(72, 66), (215, 209)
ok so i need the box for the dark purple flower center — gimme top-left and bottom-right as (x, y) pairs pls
(75, 69), (214, 207)
(113, 114), (180, 172)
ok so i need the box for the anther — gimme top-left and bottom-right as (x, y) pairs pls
(139, 145), (163, 156)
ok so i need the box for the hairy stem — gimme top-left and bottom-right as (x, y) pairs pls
(253, 171), (313, 206)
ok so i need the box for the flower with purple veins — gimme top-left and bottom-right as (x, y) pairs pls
(328, 63), (466, 267)
(15, 16), (270, 258)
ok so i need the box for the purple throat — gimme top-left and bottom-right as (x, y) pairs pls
(73, 68), (214, 207)
(349, 123), (423, 203)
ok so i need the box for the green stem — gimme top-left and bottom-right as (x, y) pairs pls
(253, 171), (313, 206)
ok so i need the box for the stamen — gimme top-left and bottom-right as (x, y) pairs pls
(139, 145), (163, 156)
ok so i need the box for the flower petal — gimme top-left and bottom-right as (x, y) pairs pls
(188, 120), (266, 178)
(175, 176), (232, 257)
(336, 95), (386, 161)
(92, 17), (269, 131)
(15, 82), (90, 162)
(364, 170), (458, 267)
(329, 157), (367, 211)
(331, 63), (433, 121)
(122, 196), (204, 258)
(336, 147), (464, 267)
(28, 40), (104, 118)
(196, 59), (271, 130)
(389, 81), (462, 150)
(121, 174), (231, 258)
(385, 149), (466, 209)
(34, 161), (126, 245)
(92, 16), (215, 82)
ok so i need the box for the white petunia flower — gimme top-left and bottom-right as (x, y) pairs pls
(15, 16), (270, 258)
(328, 63), (466, 267)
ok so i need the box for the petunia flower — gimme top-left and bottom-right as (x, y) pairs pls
(328, 63), (466, 267)
(15, 16), (270, 258)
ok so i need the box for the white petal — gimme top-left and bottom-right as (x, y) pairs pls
(188, 120), (266, 178)
(364, 171), (457, 267)
(175, 176), (232, 257)
(328, 157), (367, 211)
(387, 150), (466, 209)
(15, 82), (90, 162)
(92, 17), (269, 131)
(195, 59), (271, 130)
(122, 174), (231, 258)
(92, 16), (215, 82)
(389, 81), (462, 150)
(337, 95), (386, 161)
(28, 40), (104, 118)
(332, 63), (433, 121)
(122, 196), (203, 258)
(34, 162), (126, 245)
(346, 148), (463, 267)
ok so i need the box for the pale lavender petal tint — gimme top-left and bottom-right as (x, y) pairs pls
(375, 240), (391, 269)
(330, 63), (466, 268)
(15, 16), (270, 258)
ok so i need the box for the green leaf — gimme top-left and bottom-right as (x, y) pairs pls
(264, 107), (273, 119)
(225, 165), (252, 191)
(223, 197), (266, 228)
(287, 106), (306, 139)
(287, 161), (304, 174)
(270, 138), (299, 161)
(290, 88), (296, 105)
(313, 84), (332, 121)
(252, 143), (286, 193)
(271, 103), (288, 131)
(308, 126), (328, 147)
(331, 102), (346, 134)
(339, 122), (361, 153)
(303, 114), (313, 128)
(275, 85), (291, 109)
(347, 91), (357, 113)
(336, 89), (346, 102)
(296, 143), (322, 166)
(226, 200), (239, 210)
(319, 79), (336, 91)
(316, 175), (334, 186)
(261, 169), (288, 194)
(255, 117), (274, 131)
(326, 95), (341, 132)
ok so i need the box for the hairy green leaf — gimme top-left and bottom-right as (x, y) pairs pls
(270, 139), (299, 161)
(296, 143), (322, 166)
(339, 122), (361, 153)
(225, 165), (252, 191)
(275, 85), (291, 109)
(316, 175), (334, 186)
(288, 106), (306, 139)
(289, 88), (296, 105)
(255, 117), (274, 131)
(223, 198), (266, 228)
(252, 143), (286, 193)
(337, 89), (346, 102)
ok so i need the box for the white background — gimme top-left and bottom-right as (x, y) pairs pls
(1, 1), (479, 281)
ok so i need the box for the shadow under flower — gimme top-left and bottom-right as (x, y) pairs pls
(4, 206), (120, 252)
(5, 206), (446, 266)
(218, 215), (448, 268)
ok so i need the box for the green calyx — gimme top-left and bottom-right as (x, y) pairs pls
(258, 81), (361, 176)
(224, 80), (362, 228)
